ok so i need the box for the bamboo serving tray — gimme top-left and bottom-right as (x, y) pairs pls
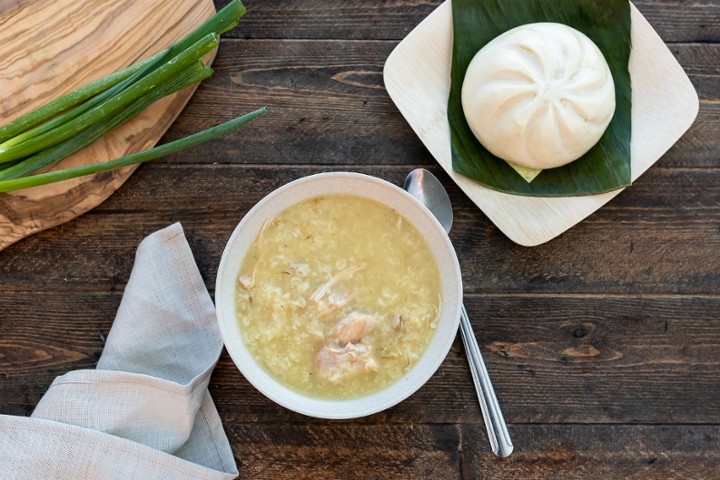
(0, 0), (215, 251)
(384, 1), (699, 246)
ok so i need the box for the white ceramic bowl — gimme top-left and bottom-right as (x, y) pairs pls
(215, 172), (462, 419)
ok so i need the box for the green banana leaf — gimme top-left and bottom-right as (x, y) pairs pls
(448, 0), (632, 196)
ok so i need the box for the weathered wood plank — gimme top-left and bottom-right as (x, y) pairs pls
(218, 0), (720, 44)
(162, 39), (429, 167)
(455, 167), (720, 295)
(161, 40), (718, 168)
(0, 291), (117, 416)
(227, 423), (461, 479)
(669, 43), (720, 102)
(229, 424), (720, 479)
(661, 43), (720, 167)
(464, 294), (720, 424)
(1, 165), (718, 293)
(212, 294), (720, 424)
(183, 422), (720, 479)
(2, 291), (719, 424)
(633, 0), (720, 43)
(461, 424), (720, 480)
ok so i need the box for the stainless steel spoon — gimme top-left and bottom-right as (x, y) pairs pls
(404, 168), (513, 458)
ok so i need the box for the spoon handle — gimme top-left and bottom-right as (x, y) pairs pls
(459, 304), (513, 457)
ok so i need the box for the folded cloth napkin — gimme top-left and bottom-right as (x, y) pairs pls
(0, 223), (239, 479)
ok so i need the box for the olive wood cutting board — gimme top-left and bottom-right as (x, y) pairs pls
(0, 0), (216, 250)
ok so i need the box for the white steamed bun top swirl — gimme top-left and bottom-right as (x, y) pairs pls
(461, 22), (616, 170)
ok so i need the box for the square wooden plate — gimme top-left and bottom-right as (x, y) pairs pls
(384, 1), (699, 246)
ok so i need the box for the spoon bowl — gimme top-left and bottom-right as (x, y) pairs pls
(404, 169), (454, 234)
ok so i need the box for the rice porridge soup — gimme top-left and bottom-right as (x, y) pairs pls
(235, 194), (442, 399)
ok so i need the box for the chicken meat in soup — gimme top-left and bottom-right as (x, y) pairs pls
(235, 194), (442, 399)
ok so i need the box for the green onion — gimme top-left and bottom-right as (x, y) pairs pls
(0, 60), (149, 144)
(0, 34), (219, 164)
(0, 63), (214, 180)
(0, 107), (267, 193)
(0, 52), (171, 151)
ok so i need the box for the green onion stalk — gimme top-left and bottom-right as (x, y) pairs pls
(0, 63), (214, 181)
(0, 107), (267, 193)
(0, 34), (219, 164)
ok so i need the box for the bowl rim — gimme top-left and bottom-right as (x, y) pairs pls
(215, 171), (462, 419)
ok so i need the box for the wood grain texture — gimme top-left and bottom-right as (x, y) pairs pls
(228, 424), (720, 479)
(216, 0), (720, 43)
(460, 424), (720, 480)
(160, 39), (412, 166)
(0, 0), (215, 250)
(2, 255), (720, 424)
(1, 165), (718, 295)
(1, 0), (719, 477)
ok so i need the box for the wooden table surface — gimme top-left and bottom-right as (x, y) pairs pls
(2, 0), (719, 478)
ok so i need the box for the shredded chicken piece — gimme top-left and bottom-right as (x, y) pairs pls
(310, 264), (365, 303)
(334, 312), (376, 343)
(429, 293), (441, 329)
(363, 358), (378, 373)
(314, 290), (353, 318)
(237, 251), (266, 291)
(381, 347), (399, 359)
(257, 218), (272, 250)
(314, 342), (377, 383)
(237, 219), (274, 291)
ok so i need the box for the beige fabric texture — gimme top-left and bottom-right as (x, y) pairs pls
(0, 223), (239, 479)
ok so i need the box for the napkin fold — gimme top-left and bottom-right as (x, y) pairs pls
(0, 223), (238, 480)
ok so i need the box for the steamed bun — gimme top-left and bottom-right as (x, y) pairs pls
(461, 22), (616, 170)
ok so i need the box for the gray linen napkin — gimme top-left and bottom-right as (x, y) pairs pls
(0, 223), (238, 479)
